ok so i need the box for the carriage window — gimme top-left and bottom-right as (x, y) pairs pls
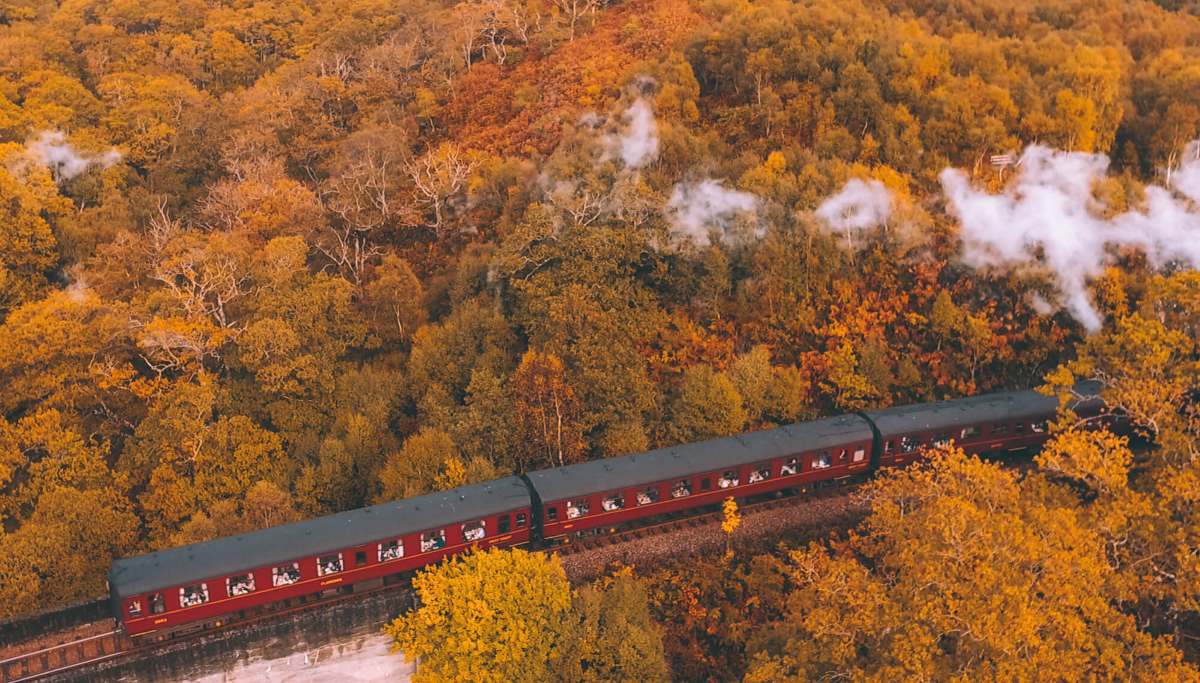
(991, 424), (1008, 435)
(636, 487), (659, 505)
(1014, 423), (1026, 434)
(566, 500), (589, 518)
(462, 520), (486, 542)
(179, 583), (209, 608)
(150, 592), (165, 614)
(226, 573), (256, 596)
(671, 480), (692, 498)
(837, 449), (848, 463)
(516, 512), (527, 527)
(700, 478), (712, 491)
(379, 539), (404, 562)
(318, 553), (343, 576)
(601, 493), (625, 511)
(748, 464), (771, 483)
(961, 426), (980, 439)
(421, 530), (447, 552)
(1031, 421), (1048, 433)
(853, 448), (866, 463)
(498, 515), (511, 533)
(932, 434), (951, 447)
(781, 458), (799, 475)
(900, 437), (918, 453)
(546, 506), (558, 522)
(273, 562), (300, 586)
(128, 599), (143, 617)
(355, 550), (368, 566)
(718, 470), (740, 488)
(813, 452), (831, 469)
(884, 440), (895, 453)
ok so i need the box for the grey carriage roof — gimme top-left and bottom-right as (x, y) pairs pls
(110, 476), (531, 599)
(864, 382), (1103, 437)
(526, 415), (873, 503)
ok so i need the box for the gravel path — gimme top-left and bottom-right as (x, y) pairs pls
(558, 491), (868, 581)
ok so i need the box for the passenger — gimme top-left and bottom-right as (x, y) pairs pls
(432, 535), (446, 550)
(749, 471), (763, 483)
(671, 481), (691, 498)
(567, 503), (580, 519)
(151, 594), (165, 614)
(781, 460), (798, 475)
(464, 526), (484, 542)
(636, 491), (651, 505)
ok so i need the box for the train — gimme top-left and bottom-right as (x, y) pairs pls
(109, 383), (1111, 638)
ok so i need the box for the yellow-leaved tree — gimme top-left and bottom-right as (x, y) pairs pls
(385, 548), (574, 683)
(743, 446), (1198, 681)
(386, 549), (669, 682)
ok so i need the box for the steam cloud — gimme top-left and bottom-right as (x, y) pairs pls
(815, 178), (893, 240)
(27, 131), (121, 180)
(667, 179), (759, 246)
(941, 143), (1200, 331)
(608, 98), (658, 169)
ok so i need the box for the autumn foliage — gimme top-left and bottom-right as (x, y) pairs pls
(0, 0), (1198, 676)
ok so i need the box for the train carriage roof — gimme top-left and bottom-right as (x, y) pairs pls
(110, 476), (531, 600)
(526, 415), (873, 504)
(864, 382), (1102, 437)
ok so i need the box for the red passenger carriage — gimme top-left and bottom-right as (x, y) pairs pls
(110, 477), (532, 637)
(525, 415), (875, 542)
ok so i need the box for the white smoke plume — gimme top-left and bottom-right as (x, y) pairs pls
(666, 179), (759, 246)
(607, 98), (658, 169)
(815, 178), (892, 245)
(27, 131), (121, 180)
(940, 142), (1200, 331)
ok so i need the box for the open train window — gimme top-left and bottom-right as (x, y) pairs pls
(900, 437), (918, 453)
(179, 583), (208, 608)
(566, 500), (589, 518)
(1031, 421), (1048, 433)
(1014, 423), (1026, 434)
(462, 520), (486, 542)
(813, 452), (831, 469)
(356, 551), (368, 566)
(318, 553), (343, 576)
(991, 424), (1008, 435)
(961, 426), (980, 439)
(601, 493), (625, 511)
(421, 530), (446, 552)
(150, 593), (165, 614)
(700, 478), (712, 491)
(781, 458), (799, 475)
(884, 440), (895, 453)
(853, 449), (866, 463)
(636, 487), (659, 505)
(516, 512), (527, 527)
(226, 573), (256, 596)
(837, 449), (848, 463)
(749, 464), (771, 483)
(273, 562), (300, 586)
(546, 506), (558, 522)
(498, 515), (511, 533)
(718, 470), (740, 488)
(671, 480), (692, 497)
(379, 539), (404, 562)
(932, 434), (951, 448)
(128, 599), (143, 617)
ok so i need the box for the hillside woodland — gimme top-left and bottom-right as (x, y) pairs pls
(1, 0), (1200, 677)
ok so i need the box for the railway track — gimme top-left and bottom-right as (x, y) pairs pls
(550, 478), (859, 557)
(0, 575), (416, 683)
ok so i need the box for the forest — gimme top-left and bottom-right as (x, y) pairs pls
(1, 0), (1199, 678)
